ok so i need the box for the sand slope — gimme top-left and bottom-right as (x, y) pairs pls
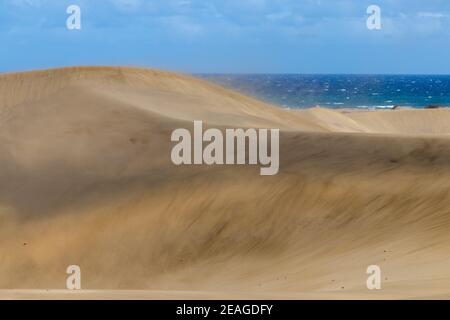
(1, 67), (450, 299)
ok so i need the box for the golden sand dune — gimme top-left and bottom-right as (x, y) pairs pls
(1, 66), (450, 299)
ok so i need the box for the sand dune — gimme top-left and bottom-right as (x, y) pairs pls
(1, 66), (450, 299)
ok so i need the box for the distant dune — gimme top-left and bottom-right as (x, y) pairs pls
(1, 66), (450, 299)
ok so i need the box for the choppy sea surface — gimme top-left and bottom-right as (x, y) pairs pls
(197, 74), (450, 109)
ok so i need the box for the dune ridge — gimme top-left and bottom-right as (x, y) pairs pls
(1, 66), (450, 299)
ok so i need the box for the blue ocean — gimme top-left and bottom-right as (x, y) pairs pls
(198, 74), (450, 109)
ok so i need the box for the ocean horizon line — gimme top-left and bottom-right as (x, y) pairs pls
(195, 73), (450, 77)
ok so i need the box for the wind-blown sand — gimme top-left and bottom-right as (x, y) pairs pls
(1, 66), (450, 300)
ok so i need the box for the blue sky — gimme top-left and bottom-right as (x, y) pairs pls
(1, 0), (450, 74)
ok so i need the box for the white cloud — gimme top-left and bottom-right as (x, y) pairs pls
(417, 12), (450, 19)
(110, 0), (143, 12)
(266, 12), (291, 21)
(9, 0), (44, 7)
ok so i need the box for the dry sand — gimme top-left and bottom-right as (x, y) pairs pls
(1, 66), (450, 300)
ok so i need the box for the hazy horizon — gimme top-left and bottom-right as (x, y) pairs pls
(3, 66), (450, 77)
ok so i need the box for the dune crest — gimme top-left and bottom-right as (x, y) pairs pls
(1, 66), (450, 299)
